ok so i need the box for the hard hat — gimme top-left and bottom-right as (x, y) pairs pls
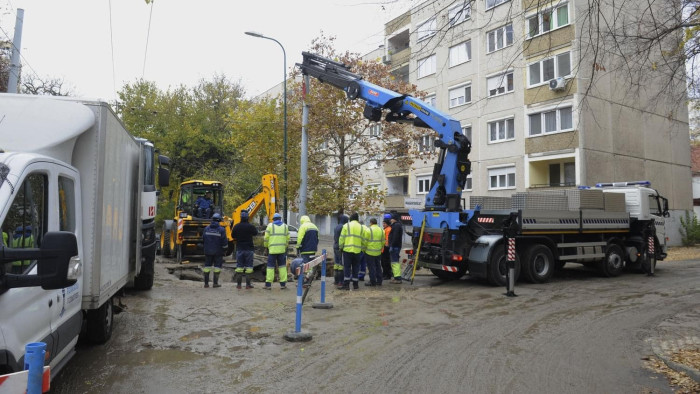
(273, 213), (282, 220)
(212, 213), (222, 221)
(383, 213), (392, 220)
(240, 210), (249, 220)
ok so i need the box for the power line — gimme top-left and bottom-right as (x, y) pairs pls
(142, 0), (154, 79)
(108, 0), (117, 102)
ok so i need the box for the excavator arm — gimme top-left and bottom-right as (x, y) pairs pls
(230, 174), (279, 229)
(297, 52), (471, 212)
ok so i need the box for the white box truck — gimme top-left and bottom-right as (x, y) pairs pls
(0, 94), (169, 381)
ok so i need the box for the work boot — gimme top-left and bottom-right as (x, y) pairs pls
(352, 281), (359, 290)
(365, 282), (376, 287)
(213, 273), (221, 288)
(236, 275), (243, 289)
(203, 272), (210, 288)
(338, 280), (350, 291)
(264, 283), (271, 290)
(280, 282), (287, 290)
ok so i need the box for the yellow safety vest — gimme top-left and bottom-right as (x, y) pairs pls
(11, 235), (34, 266)
(264, 223), (289, 255)
(363, 224), (385, 257)
(339, 220), (363, 254)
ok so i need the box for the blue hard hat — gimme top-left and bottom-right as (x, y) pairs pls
(212, 213), (222, 221)
(383, 213), (392, 220)
(273, 213), (282, 220)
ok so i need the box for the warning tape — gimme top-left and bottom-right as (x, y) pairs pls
(0, 366), (50, 393)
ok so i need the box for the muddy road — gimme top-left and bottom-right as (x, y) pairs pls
(51, 257), (700, 393)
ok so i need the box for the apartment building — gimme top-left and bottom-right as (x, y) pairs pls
(358, 0), (690, 242)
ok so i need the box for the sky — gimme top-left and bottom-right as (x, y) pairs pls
(0, 0), (417, 101)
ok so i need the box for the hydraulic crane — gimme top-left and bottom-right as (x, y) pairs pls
(297, 52), (472, 230)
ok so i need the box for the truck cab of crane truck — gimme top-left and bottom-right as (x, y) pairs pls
(161, 180), (229, 263)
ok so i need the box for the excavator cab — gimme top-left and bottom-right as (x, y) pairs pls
(178, 182), (224, 219)
(161, 180), (229, 263)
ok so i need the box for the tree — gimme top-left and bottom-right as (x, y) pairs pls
(20, 74), (73, 96)
(286, 36), (428, 215)
(117, 76), (247, 216)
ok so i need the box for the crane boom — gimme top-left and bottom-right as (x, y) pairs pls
(297, 52), (472, 216)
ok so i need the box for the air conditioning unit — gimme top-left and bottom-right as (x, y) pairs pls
(549, 77), (567, 91)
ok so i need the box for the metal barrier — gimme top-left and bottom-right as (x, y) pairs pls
(283, 250), (332, 342)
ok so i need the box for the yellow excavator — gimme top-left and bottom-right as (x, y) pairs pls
(160, 175), (279, 263)
(161, 180), (229, 263)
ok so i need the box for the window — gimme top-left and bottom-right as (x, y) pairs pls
(417, 176), (431, 194)
(418, 135), (434, 152)
(417, 18), (436, 41)
(319, 140), (329, 150)
(449, 40), (471, 67)
(448, 1), (471, 25)
(1, 173), (47, 274)
(527, 3), (569, 38)
(549, 162), (576, 186)
(528, 52), (571, 86)
(488, 117), (515, 142)
(462, 125), (472, 141)
(487, 24), (513, 53)
(465, 174), (473, 190)
(488, 166), (516, 190)
(425, 94), (437, 107)
(486, 0), (509, 9)
(369, 123), (381, 138)
(528, 106), (573, 136)
(367, 156), (380, 170)
(350, 156), (362, 166)
(448, 84), (472, 108)
(487, 71), (514, 97)
(417, 55), (436, 78)
(58, 176), (76, 232)
(349, 185), (361, 201)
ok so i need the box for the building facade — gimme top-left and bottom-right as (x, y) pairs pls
(357, 0), (690, 243)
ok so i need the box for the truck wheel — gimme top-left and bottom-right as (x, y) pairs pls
(522, 244), (554, 283)
(430, 267), (466, 280)
(600, 244), (624, 277)
(162, 229), (172, 258)
(487, 247), (520, 287)
(86, 298), (114, 344)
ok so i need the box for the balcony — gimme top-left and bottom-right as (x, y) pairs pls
(384, 194), (406, 210)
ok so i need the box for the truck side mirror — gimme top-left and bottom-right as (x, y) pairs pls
(37, 231), (80, 290)
(0, 231), (79, 291)
(158, 167), (170, 187)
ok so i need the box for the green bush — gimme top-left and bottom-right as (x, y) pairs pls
(679, 210), (700, 246)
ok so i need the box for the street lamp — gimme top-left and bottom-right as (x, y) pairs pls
(245, 31), (288, 223)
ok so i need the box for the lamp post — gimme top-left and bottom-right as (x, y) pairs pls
(245, 31), (288, 223)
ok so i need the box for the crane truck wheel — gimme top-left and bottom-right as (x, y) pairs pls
(522, 244), (554, 283)
(600, 244), (625, 277)
(86, 297), (114, 344)
(487, 247), (521, 287)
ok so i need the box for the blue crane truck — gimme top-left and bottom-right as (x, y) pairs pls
(297, 52), (668, 287)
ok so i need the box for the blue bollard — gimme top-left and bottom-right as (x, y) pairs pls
(25, 342), (46, 394)
(313, 249), (333, 309)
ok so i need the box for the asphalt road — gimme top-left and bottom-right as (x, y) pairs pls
(51, 257), (700, 393)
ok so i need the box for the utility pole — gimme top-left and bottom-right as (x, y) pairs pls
(7, 8), (24, 93)
(299, 74), (310, 216)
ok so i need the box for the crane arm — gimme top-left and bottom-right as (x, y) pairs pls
(297, 52), (471, 211)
